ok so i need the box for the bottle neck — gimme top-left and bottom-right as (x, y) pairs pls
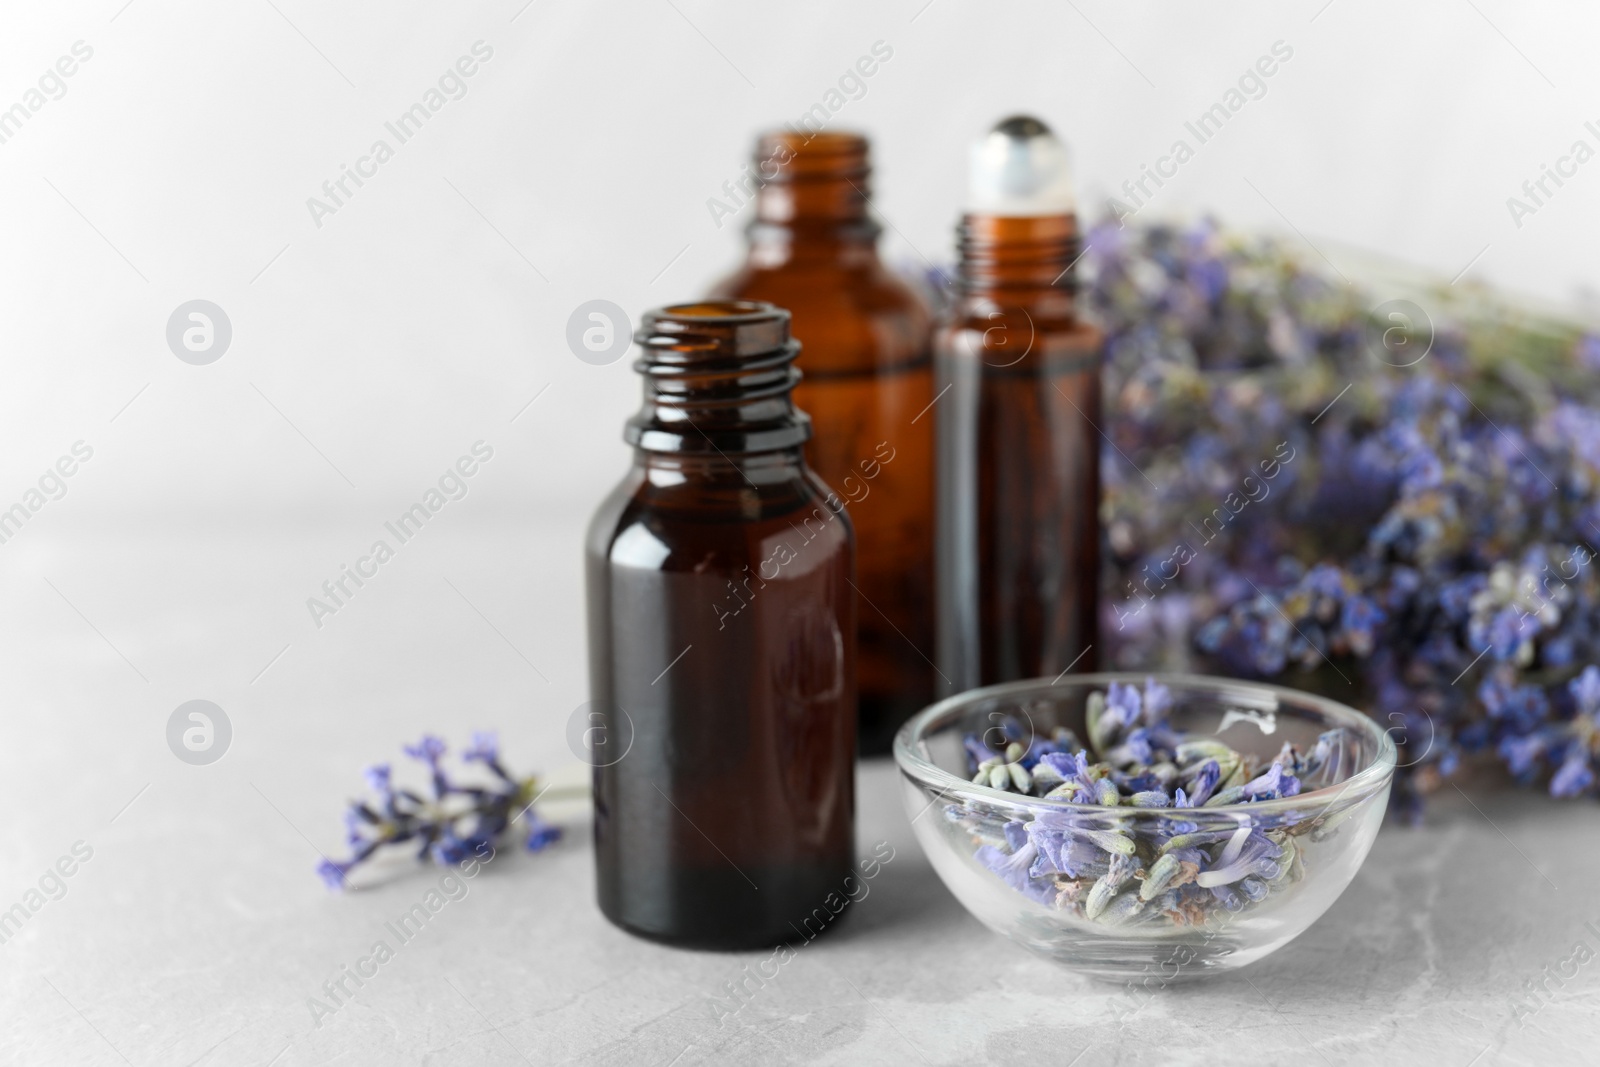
(744, 131), (882, 268)
(956, 213), (1081, 303)
(625, 302), (812, 457)
(633, 448), (808, 486)
(746, 217), (881, 269)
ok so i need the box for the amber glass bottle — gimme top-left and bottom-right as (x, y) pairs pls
(710, 131), (935, 755)
(934, 117), (1101, 690)
(586, 301), (857, 950)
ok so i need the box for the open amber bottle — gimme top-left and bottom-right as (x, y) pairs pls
(585, 301), (857, 949)
(710, 130), (936, 755)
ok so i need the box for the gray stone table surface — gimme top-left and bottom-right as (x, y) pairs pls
(2, 522), (1597, 1066)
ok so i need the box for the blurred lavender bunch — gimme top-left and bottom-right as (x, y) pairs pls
(1067, 212), (1600, 818)
(317, 732), (562, 889)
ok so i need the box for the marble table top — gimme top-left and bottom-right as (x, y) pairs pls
(1, 522), (1593, 1066)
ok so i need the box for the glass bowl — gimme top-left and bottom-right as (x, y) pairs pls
(893, 673), (1395, 980)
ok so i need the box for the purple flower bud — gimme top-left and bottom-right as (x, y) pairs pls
(463, 731), (500, 764)
(976, 841), (1040, 895)
(525, 816), (562, 852)
(363, 763), (393, 794)
(316, 859), (350, 891)
(1185, 760), (1222, 806)
(1569, 666), (1600, 718)
(1104, 681), (1142, 728)
(403, 735), (448, 766)
(1197, 830), (1282, 888)
(430, 835), (470, 866)
(1142, 678), (1174, 720)
(962, 733), (991, 772)
(1551, 754), (1594, 798)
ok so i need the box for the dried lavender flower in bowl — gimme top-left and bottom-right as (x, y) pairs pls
(894, 674), (1395, 979)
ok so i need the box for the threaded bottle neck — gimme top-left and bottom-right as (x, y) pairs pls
(748, 131), (880, 246)
(956, 213), (1081, 294)
(625, 301), (811, 455)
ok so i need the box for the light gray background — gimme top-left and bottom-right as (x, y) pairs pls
(1, 2), (1596, 1064)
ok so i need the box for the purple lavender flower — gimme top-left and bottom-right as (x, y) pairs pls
(1038, 750), (1099, 797)
(1195, 827), (1283, 887)
(1106, 728), (1154, 767)
(317, 733), (564, 889)
(1209, 883), (1245, 911)
(1551, 755), (1594, 798)
(1339, 596), (1385, 655)
(1025, 819), (1105, 879)
(363, 764), (393, 795)
(402, 735), (447, 767)
(462, 731), (500, 764)
(525, 815), (563, 852)
(316, 858), (355, 890)
(1305, 564), (1345, 603)
(1086, 214), (1600, 816)
(1143, 677), (1175, 719)
(1101, 681), (1142, 733)
(1498, 733), (1548, 780)
(1185, 760), (1222, 806)
(1577, 335), (1600, 373)
(1571, 666), (1600, 716)
(976, 840), (1051, 903)
(1240, 763), (1301, 801)
(957, 679), (1341, 926)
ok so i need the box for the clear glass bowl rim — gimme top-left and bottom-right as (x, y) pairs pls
(893, 671), (1397, 818)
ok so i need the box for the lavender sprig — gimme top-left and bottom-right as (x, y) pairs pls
(316, 732), (569, 889)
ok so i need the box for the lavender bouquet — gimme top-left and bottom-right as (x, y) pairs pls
(1076, 214), (1600, 818)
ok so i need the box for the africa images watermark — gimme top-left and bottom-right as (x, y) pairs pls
(306, 441), (494, 628)
(1483, 540), (1598, 662)
(305, 41), (495, 229)
(166, 700), (233, 766)
(1510, 915), (1600, 1028)
(706, 841), (897, 1028)
(0, 40), (94, 148)
(166, 300), (233, 366)
(305, 842), (496, 1028)
(0, 840), (95, 949)
(0, 441), (95, 548)
(1109, 39), (1295, 224)
(711, 441), (895, 631)
(1505, 118), (1600, 230)
(705, 40), (895, 229)
(1113, 440), (1297, 630)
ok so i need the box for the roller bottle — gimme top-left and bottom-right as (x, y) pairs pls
(934, 117), (1102, 690)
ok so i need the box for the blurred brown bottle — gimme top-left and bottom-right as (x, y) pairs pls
(934, 117), (1101, 689)
(710, 130), (937, 755)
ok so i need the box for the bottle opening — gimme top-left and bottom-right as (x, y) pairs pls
(748, 129), (874, 227)
(755, 130), (869, 182)
(640, 301), (793, 359)
(627, 300), (810, 454)
(658, 300), (777, 320)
